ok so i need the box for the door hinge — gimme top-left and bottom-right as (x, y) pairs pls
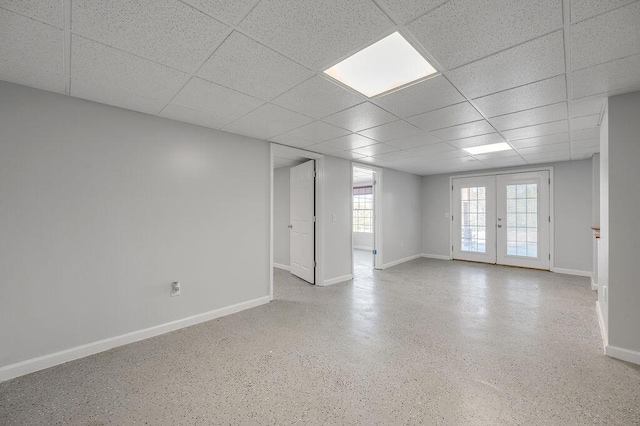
(313, 216), (316, 222)
(313, 170), (317, 178)
(549, 216), (551, 223)
(452, 185), (454, 190)
(373, 180), (377, 185)
(549, 254), (551, 260)
(373, 249), (377, 255)
(313, 261), (317, 268)
(548, 178), (551, 185)
(452, 245), (454, 251)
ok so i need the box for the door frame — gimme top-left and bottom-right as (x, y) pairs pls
(351, 162), (383, 270)
(270, 144), (325, 301)
(448, 166), (555, 271)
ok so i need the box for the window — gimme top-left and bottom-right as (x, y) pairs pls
(353, 186), (373, 233)
(460, 186), (486, 253)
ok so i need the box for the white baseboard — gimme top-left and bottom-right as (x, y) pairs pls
(353, 245), (373, 251)
(381, 253), (422, 269)
(591, 277), (598, 291)
(606, 345), (640, 365)
(0, 295), (270, 383)
(421, 253), (452, 261)
(273, 262), (290, 271)
(322, 274), (353, 286)
(552, 267), (592, 277)
(596, 300), (608, 349)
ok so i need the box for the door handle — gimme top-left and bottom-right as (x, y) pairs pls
(288, 224), (293, 229)
(497, 224), (502, 228)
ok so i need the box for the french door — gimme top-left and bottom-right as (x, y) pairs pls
(452, 171), (550, 270)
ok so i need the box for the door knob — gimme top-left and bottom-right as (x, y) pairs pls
(498, 224), (502, 228)
(288, 224), (293, 229)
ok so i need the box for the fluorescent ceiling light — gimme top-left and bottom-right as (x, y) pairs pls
(324, 32), (437, 97)
(463, 142), (513, 155)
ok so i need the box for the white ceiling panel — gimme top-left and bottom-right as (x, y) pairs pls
(570, 0), (637, 23)
(369, 149), (418, 162)
(405, 142), (457, 157)
(474, 75), (567, 117)
(517, 142), (570, 156)
(351, 143), (398, 157)
(358, 120), (422, 142)
(490, 102), (567, 131)
(0, 58), (65, 94)
(72, 0), (229, 73)
(375, 0), (449, 24)
(571, 96), (605, 118)
(447, 133), (506, 149)
(324, 102), (397, 132)
(180, 0), (258, 25)
(572, 54), (640, 99)
(71, 79), (166, 115)
(572, 127), (600, 141)
(287, 121), (350, 143)
(430, 120), (495, 141)
(448, 31), (565, 99)
(385, 132), (441, 149)
(160, 103), (233, 130)
(502, 120), (569, 141)
(325, 134), (377, 150)
(223, 103), (313, 140)
(304, 142), (345, 156)
(0, 0), (63, 27)
(272, 76), (364, 119)
(197, 32), (313, 101)
(238, 0), (394, 70)
(572, 115), (600, 131)
(71, 36), (188, 102)
(510, 132), (569, 149)
(522, 151), (571, 163)
(572, 138), (600, 149)
(408, 102), (483, 131)
(480, 156), (528, 167)
(334, 150), (368, 161)
(269, 133), (316, 148)
(373, 75), (465, 118)
(571, 147), (599, 160)
(472, 149), (521, 161)
(171, 77), (262, 121)
(571, 2), (640, 71)
(407, 0), (562, 70)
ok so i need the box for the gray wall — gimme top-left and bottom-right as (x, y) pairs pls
(353, 232), (373, 249)
(421, 160), (593, 272)
(607, 91), (640, 353)
(273, 167), (290, 267)
(0, 82), (270, 368)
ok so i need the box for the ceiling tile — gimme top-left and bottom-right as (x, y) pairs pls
(324, 102), (397, 132)
(269, 133), (316, 148)
(325, 134), (377, 150)
(571, 146), (599, 159)
(490, 103), (568, 131)
(502, 120), (569, 141)
(171, 77), (262, 122)
(180, 0), (258, 25)
(385, 132), (441, 149)
(372, 150), (420, 162)
(406, 142), (457, 157)
(572, 138), (600, 149)
(571, 2), (640, 70)
(358, 120), (423, 142)
(447, 133), (506, 149)
(238, 0), (394, 70)
(375, 0), (449, 24)
(571, 0), (637, 23)
(510, 132), (569, 149)
(448, 31), (565, 99)
(305, 142), (346, 156)
(571, 96), (605, 118)
(272, 76), (364, 119)
(407, 0), (562, 69)
(524, 152), (571, 164)
(223, 103), (313, 139)
(332, 150), (367, 160)
(0, 8), (62, 73)
(474, 75), (567, 117)
(480, 156), (527, 167)
(430, 120), (495, 141)
(472, 149), (520, 161)
(72, 0), (229, 72)
(197, 32), (313, 101)
(160, 104), (233, 129)
(408, 102), (483, 131)
(287, 121), (350, 143)
(373, 75), (465, 118)
(518, 142), (570, 156)
(572, 54), (640, 99)
(71, 79), (166, 115)
(0, 0), (63, 27)
(351, 143), (398, 157)
(71, 36), (188, 102)
(572, 115), (600, 131)
(0, 59), (65, 93)
(572, 127), (600, 141)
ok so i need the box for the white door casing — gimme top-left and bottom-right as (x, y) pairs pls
(290, 160), (315, 283)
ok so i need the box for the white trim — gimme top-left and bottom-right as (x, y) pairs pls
(381, 253), (422, 269)
(591, 277), (598, 291)
(353, 245), (373, 251)
(606, 345), (640, 365)
(0, 296), (270, 383)
(422, 253), (452, 260)
(269, 145), (274, 300)
(273, 263), (290, 271)
(352, 162), (383, 270)
(322, 274), (353, 286)
(552, 268), (592, 277)
(596, 300), (608, 348)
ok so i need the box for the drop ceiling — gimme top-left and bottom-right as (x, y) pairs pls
(1, 0), (638, 176)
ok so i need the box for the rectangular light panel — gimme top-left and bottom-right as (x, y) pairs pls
(324, 32), (437, 97)
(463, 142), (513, 155)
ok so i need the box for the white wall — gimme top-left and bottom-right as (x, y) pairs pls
(273, 167), (290, 267)
(421, 160), (593, 272)
(0, 82), (270, 371)
(598, 105), (609, 334)
(353, 232), (373, 249)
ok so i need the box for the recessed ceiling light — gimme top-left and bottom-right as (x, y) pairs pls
(463, 142), (513, 155)
(323, 32), (437, 98)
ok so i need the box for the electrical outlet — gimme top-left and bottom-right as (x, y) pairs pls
(171, 281), (181, 297)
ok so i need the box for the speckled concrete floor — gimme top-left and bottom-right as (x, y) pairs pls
(2, 258), (639, 425)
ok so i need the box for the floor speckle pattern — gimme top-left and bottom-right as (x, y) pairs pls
(1, 258), (639, 424)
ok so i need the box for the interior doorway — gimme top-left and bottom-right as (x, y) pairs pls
(352, 164), (382, 275)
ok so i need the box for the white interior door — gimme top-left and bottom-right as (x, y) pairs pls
(452, 176), (497, 263)
(496, 171), (550, 270)
(290, 160), (315, 284)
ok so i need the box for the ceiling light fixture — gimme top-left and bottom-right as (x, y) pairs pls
(323, 32), (437, 98)
(463, 142), (513, 155)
